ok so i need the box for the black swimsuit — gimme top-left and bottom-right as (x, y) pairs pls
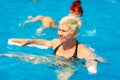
(54, 41), (79, 58)
(53, 41), (86, 67)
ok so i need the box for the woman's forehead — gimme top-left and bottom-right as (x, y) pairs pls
(59, 24), (69, 29)
(59, 24), (73, 32)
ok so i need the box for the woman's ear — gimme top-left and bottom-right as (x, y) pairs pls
(74, 32), (78, 38)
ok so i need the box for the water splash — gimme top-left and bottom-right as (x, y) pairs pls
(82, 28), (96, 37)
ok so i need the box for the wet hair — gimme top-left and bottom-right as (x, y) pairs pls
(59, 16), (82, 33)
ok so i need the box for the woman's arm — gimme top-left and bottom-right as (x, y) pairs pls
(84, 50), (98, 74)
(86, 57), (98, 74)
(10, 38), (52, 47)
(78, 44), (100, 74)
(24, 16), (42, 23)
(84, 48), (106, 74)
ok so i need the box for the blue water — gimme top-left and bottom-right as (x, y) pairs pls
(0, 0), (120, 80)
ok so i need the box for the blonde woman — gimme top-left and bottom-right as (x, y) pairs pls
(9, 16), (105, 79)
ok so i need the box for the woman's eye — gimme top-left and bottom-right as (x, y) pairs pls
(58, 29), (61, 31)
(62, 30), (67, 32)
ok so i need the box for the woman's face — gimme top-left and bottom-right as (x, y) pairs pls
(69, 10), (81, 18)
(69, 10), (76, 16)
(58, 24), (75, 43)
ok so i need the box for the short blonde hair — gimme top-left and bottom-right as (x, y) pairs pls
(59, 16), (82, 32)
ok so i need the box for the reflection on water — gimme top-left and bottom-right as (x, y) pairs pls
(0, 53), (85, 80)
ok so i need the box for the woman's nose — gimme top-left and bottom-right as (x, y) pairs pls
(58, 30), (63, 35)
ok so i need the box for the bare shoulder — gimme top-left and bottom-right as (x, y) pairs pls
(51, 39), (61, 49)
(44, 16), (53, 20)
(77, 43), (94, 59)
(78, 44), (89, 50)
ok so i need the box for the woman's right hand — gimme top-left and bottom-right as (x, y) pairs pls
(10, 38), (28, 46)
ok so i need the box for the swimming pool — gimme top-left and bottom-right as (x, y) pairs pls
(0, 0), (120, 80)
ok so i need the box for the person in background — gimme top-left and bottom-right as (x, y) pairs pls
(69, 0), (83, 18)
(9, 16), (105, 79)
(24, 15), (56, 34)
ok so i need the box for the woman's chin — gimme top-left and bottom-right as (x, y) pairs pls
(59, 39), (65, 43)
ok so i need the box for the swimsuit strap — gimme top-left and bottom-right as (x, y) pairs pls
(54, 41), (79, 58)
(54, 43), (62, 55)
(72, 41), (79, 58)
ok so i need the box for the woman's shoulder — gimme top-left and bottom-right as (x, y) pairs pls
(51, 39), (61, 49)
(44, 16), (53, 20)
(78, 43), (89, 50)
(77, 43), (93, 58)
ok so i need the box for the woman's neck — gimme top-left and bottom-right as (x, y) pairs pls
(62, 39), (77, 50)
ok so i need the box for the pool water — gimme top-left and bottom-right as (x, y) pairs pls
(0, 0), (120, 80)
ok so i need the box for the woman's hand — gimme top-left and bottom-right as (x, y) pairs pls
(11, 38), (28, 46)
(86, 60), (97, 74)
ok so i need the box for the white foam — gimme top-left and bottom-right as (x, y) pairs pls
(82, 28), (96, 37)
(8, 39), (48, 49)
(87, 66), (97, 74)
(8, 39), (21, 46)
(27, 44), (48, 49)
